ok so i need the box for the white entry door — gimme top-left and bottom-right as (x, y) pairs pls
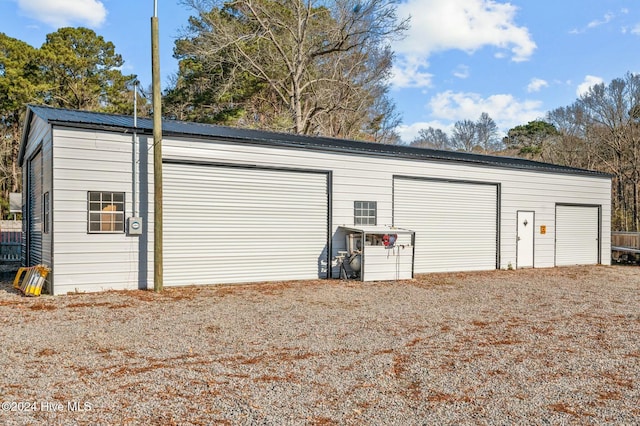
(516, 211), (534, 268)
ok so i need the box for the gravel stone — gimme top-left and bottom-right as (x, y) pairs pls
(0, 265), (638, 425)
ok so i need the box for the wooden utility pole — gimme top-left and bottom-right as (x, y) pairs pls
(152, 0), (163, 292)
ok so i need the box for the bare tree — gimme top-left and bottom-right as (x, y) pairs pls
(175, 0), (408, 140)
(506, 73), (640, 231)
(452, 119), (477, 152)
(475, 112), (500, 153)
(410, 127), (451, 150)
(577, 73), (640, 231)
(411, 113), (500, 153)
(546, 104), (598, 170)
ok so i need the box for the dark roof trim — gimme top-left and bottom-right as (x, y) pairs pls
(21, 104), (611, 178)
(18, 108), (34, 166)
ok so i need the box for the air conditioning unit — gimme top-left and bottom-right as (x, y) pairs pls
(337, 226), (415, 281)
(346, 233), (362, 253)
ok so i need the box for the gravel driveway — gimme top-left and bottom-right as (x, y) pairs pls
(0, 265), (639, 425)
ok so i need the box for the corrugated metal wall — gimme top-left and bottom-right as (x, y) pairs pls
(50, 128), (150, 294)
(163, 162), (329, 286)
(162, 137), (612, 276)
(556, 205), (600, 265)
(21, 115), (52, 270)
(28, 150), (42, 266)
(21, 114), (612, 293)
(393, 177), (498, 273)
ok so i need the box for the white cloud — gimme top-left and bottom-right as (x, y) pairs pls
(16, 0), (107, 28)
(396, 90), (545, 143)
(396, 121), (454, 143)
(632, 24), (640, 35)
(576, 75), (604, 97)
(391, 0), (535, 89)
(587, 12), (614, 29)
(571, 12), (617, 34)
(428, 90), (544, 132)
(394, 0), (536, 61)
(453, 65), (470, 79)
(527, 78), (548, 93)
(390, 57), (434, 88)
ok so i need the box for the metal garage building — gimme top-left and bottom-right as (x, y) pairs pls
(19, 105), (612, 295)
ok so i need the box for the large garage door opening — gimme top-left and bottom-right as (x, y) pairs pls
(393, 176), (499, 273)
(556, 204), (600, 266)
(164, 162), (330, 286)
(27, 150), (43, 266)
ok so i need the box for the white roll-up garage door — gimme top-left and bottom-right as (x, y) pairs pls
(556, 205), (599, 266)
(394, 177), (498, 273)
(164, 162), (329, 286)
(28, 150), (42, 266)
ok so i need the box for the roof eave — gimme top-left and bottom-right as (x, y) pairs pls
(18, 106), (36, 166)
(22, 104), (613, 179)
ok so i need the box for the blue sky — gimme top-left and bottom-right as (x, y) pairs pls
(2, 0), (640, 143)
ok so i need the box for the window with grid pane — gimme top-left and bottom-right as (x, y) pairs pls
(88, 192), (125, 233)
(354, 201), (377, 226)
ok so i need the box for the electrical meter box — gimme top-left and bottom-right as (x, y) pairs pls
(128, 217), (143, 235)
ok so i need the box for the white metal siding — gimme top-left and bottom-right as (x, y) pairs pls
(556, 205), (599, 265)
(23, 113), (611, 293)
(361, 236), (414, 281)
(163, 137), (610, 272)
(394, 177), (498, 273)
(51, 128), (151, 295)
(500, 175), (611, 269)
(164, 162), (329, 286)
